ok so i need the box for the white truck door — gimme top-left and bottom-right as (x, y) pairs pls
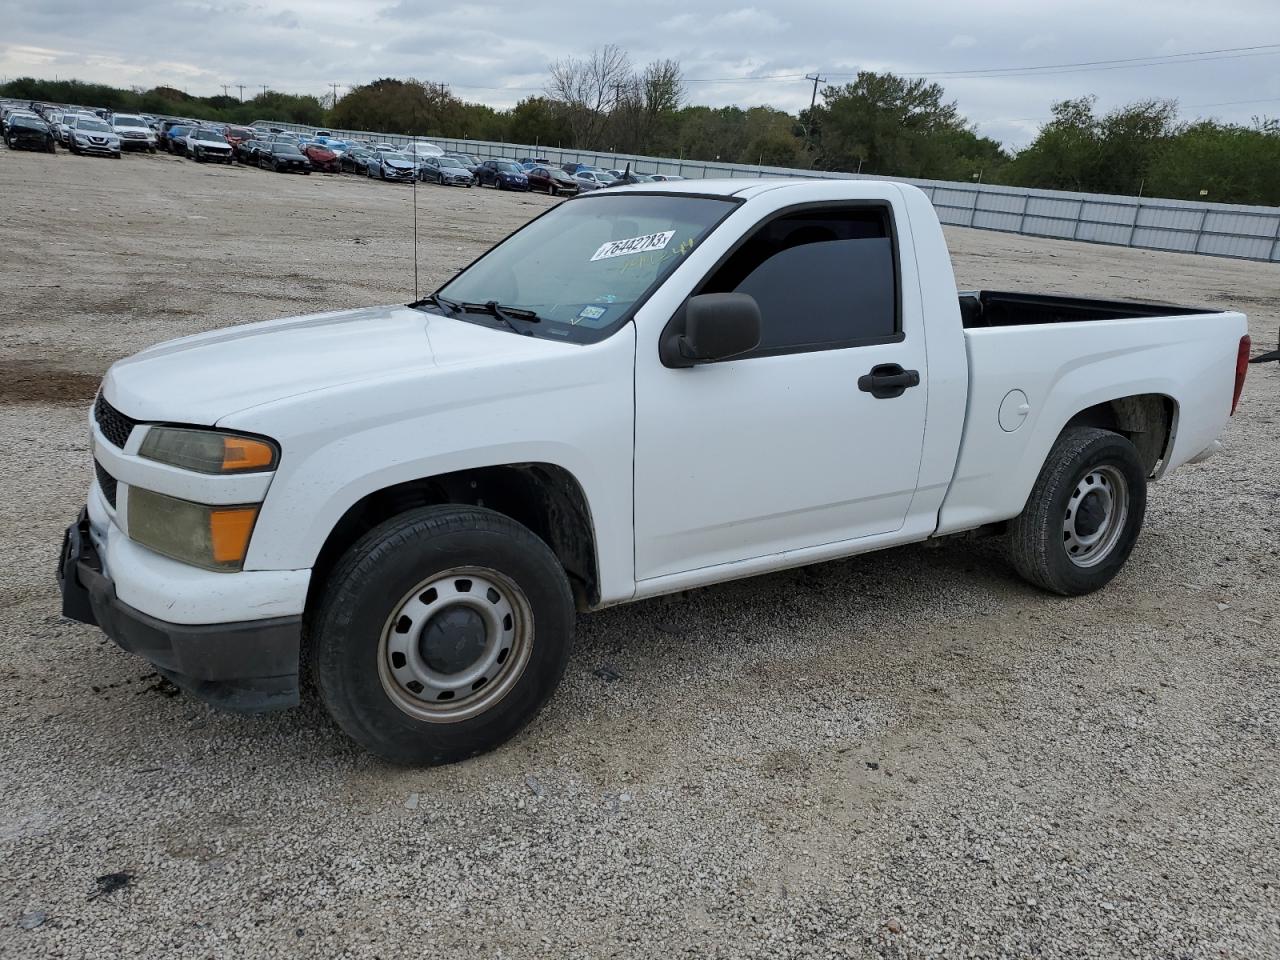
(633, 200), (928, 581)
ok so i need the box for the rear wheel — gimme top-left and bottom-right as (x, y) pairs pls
(311, 505), (575, 765)
(1007, 427), (1147, 595)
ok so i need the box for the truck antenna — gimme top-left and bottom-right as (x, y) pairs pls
(411, 119), (420, 301)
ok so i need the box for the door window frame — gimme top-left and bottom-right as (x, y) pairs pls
(660, 200), (906, 365)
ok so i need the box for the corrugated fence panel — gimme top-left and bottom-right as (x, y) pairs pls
(1075, 222), (1135, 245)
(1204, 211), (1278, 238)
(1022, 216), (1077, 239)
(256, 120), (1280, 263)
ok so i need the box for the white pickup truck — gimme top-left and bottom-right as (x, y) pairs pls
(58, 178), (1253, 764)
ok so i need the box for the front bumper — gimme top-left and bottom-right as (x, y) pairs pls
(119, 137), (153, 150)
(58, 508), (302, 713)
(74, 141), (120, 155)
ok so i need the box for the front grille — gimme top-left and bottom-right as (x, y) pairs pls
(94, 460), (118, 508)
(94, 394), (137, 448)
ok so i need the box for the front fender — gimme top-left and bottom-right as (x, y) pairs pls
(225, 329), (638, 605)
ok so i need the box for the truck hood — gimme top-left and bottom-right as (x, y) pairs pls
(102, 304), (562, 426)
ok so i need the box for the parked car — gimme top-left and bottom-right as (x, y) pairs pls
(259, 142), (311, 173)
(1, 108), (38, 134)
(60, 113), (100, 147)
(156, 119), (192, 152)
(526, 165), (580, 196)
(67, 117), (121, 158)
(340, 147), (374, 174)
(5, 115), (56, 152)
(406, 140), (444, 159)
(519, 156), (550, 170)
(573, 170), (611, 192)
(59, 178), (1254, 766)
(561, 162), (604, 175)
(477, 159), (529, 190)
(52, 115), (79, 146)
(233, 138), (266, 164)
(418, 156), (474, 186)
(443, 152), (482, 175)
(224, 125), (256, 149)
(109, 114), (156, 153)
(185, 127), (234, 163)
(648, 174), (685, 182)
(314, 137), (351, 158)
(301, 143), (340, 172)
(368, 151), (416, 182)
(165, 125), (194, 155)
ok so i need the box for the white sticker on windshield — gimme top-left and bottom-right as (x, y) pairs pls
(590, 230), (676, 262)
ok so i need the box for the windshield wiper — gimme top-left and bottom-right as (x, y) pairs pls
(460, 301), (542, 335)
(410, 292), (461, 314)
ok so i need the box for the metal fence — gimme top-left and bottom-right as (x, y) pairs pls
(258, 120), (1280, 263)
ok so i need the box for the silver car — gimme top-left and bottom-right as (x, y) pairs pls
(67, 116), (121, 158)
(574, 170), (615, 191)
(111, 114), (157, 153)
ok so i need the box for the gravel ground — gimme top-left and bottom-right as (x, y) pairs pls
(1, 147), (1277, 959)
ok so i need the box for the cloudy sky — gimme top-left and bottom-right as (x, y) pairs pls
(2, 0), (1278, 147)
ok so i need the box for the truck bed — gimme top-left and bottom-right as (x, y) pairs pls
(958, 290), (1215, 329)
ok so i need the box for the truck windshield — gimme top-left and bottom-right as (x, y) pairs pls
(431, 193), (737, 343)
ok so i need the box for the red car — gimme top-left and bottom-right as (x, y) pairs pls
(526, 165), (580, 197)
(223, 125), (257, 151)
(301, 143), (339, 172)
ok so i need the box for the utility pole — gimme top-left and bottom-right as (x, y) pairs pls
(261, 85), (268, 98)
(236, 83), (245, 102)
(221, 84), (229, 98)
(330, 83), (340, 109)
(804, 72), (826, 145)
(612, 82), (624, 110)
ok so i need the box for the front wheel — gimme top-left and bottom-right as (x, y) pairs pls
(311, 506), (575, 765)
(1006, 427), (1147, 596)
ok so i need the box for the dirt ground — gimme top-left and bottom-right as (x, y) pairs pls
(1, 146), (1277, 959)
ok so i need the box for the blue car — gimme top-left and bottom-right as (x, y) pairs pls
(477, 159), (529, 191)
(165, 125), (193, 155)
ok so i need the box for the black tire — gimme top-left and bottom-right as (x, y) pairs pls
(1007, 427), (1147, 596)
(311, 505), (575, 765)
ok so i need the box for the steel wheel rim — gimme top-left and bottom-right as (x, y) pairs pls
(377, 566), (533, 723)
(1063, 464), (1128, 567)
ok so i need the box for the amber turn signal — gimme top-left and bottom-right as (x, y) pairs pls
(222, 436), (276, 472)
(209, 507), (260, 565)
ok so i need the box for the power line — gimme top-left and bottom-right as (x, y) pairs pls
(676, 41), (1280, 85)
(910, 48), (1280, 80)
(880, 42), (1280, 78)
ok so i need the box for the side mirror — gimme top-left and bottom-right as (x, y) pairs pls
(662, 293), (762, 367)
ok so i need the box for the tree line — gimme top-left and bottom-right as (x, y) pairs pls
(5, 58), (1277, 206)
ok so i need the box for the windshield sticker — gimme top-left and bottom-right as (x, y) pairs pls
(571, 305), (608, 326)
(589, 230), (676, 262)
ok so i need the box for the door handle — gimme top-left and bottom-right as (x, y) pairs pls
(857, 363), (921, 399)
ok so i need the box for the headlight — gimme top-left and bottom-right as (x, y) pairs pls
(129, 488), (259, 571)
(139, 426), (279, 474)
